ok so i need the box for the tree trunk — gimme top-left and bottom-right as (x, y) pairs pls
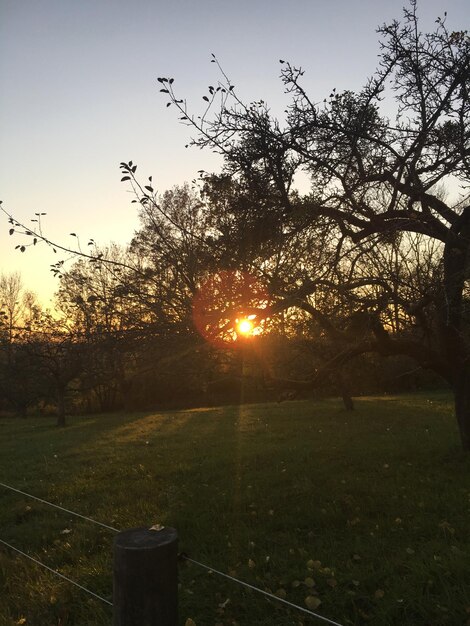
(337, 370), (354, 411)
(57, 390), (66, 427)
(454, 368), (470, 452)
(342, 391), (354, 411)
(441, 210), (470, 451)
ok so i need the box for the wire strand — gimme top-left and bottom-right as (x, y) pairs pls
(1, 480), (345, 624)
(0, 481), (119, 533)
(0, 538), (113, 606)
(184, 556), (345, 626)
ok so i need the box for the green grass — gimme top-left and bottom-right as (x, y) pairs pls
(1, 392), (470, 625)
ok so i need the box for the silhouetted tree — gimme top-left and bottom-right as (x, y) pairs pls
(161, 3), (470, 447)
(0, 273), (44, 415)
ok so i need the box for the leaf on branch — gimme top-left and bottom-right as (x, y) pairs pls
(166, 102), (171, 107)
(9, 228), (14, 235)
(202, 96), (209, 102)
(169, 78), (174, 84)
(20, 246), (25, 252)
(157, 77), (165, 83)
(33, 238), (37, 245)
(121, 176), (131, 182)
(160, 89), (169, 93)
(145, 185), (154, 193)
(70, 233), (77, 237)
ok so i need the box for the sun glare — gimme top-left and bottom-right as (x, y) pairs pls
(193, 270), (269, 346)
(237, 318), (254, 336)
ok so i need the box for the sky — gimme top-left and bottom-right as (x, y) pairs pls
(1, 0), (468, 307)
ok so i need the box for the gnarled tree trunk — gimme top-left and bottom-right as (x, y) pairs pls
(454, 368), (470, 452)
(57, 388), (66, 427)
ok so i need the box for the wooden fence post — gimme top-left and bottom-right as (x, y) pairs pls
(113, 526), (178, 626)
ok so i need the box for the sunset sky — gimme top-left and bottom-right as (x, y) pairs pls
(1, 0), (468, 306)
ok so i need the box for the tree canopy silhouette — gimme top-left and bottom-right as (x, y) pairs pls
(159, 2), (470, 448)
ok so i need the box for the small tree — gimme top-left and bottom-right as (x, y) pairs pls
(13, 313), (84, 426)
(0, 273), (44, 415)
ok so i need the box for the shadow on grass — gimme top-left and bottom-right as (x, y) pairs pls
(2, 393), (470, 625)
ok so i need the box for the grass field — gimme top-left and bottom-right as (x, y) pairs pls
(0, 392), (469, 625)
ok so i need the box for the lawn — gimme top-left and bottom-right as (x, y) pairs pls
(0, 392), (469, 625)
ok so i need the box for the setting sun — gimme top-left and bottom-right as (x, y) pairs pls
(237, 318), (254, 336)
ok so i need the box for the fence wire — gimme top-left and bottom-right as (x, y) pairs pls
(183, 555), (345, 626)
(1, 480), (345, 625)
(0, 538), (112, 606)
(0, 481), (119, 532)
